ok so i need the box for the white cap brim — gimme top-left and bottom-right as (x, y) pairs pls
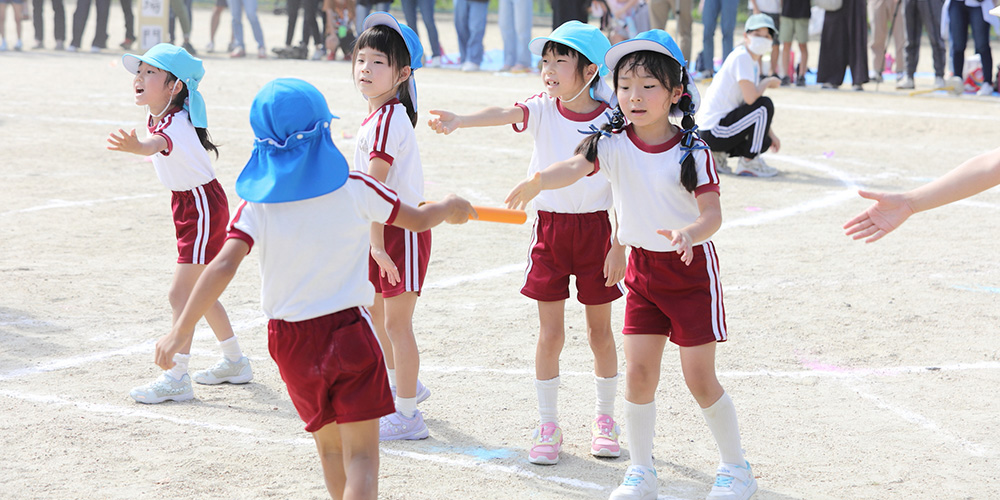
(605, 39), (676, 76)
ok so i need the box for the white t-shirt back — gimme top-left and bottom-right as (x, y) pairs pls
(227, 172), (401, 322)
(593, 125), (720, 252)
(148, 108), (217, 191)
(514, 93), (614, 214)
(697, 46), (759, 132)
(353, 99), (424, 206)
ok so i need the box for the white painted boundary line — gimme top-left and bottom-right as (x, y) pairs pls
(1, 193), (160, 217)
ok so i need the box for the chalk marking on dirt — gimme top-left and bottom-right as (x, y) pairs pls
(0, 194), (159, 216)
(782, 104), (1000, 122)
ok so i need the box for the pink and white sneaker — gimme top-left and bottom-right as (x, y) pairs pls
(528, 422), (562, 465)
(591, 414), (622, 457)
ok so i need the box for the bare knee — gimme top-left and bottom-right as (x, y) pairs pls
(625, 362), (659, 400)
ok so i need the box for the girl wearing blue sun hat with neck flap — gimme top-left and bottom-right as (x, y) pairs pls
(428, 20), (629, 466)
(153, 77), (474, 499)
(107, 43), (255, 405)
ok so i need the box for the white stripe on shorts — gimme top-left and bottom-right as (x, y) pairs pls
(703, 241), (726, 341)
(520, 217), (540, 291)
(191, 185), (208, 265)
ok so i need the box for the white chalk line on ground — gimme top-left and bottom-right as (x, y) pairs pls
(783, 103), (1000, 122)
(0, 193), (159, 217)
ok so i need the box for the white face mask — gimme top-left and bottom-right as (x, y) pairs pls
(746, 35), (772, 56)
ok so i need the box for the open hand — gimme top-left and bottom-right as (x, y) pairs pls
(656, 229), (695, 265)
(843, 190), (915, 243)
(427, 110), (462, 135)
(505, 173), (542, 211)
(107, 128), (142, 154)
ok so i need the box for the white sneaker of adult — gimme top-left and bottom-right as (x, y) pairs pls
(977, 82), (994, 96)
(426, 56), (442, 68)
(461, 61), (479, 72)
(934, 76), (946, 89)
(734, 156), (778, 177)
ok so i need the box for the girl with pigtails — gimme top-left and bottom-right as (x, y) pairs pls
(507, 30), (757, 500)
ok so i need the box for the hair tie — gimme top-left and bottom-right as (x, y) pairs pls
(678, 125), (708, 164)
(579, 123), (612, 138)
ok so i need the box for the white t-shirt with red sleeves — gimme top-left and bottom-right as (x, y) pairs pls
(593, 125), (720, 252)
(697, 46), (759, 132)
(227, 172), (401, 322)
(514, 93), (614, 214)
(353, 98), (424, 206)
(148, 108), (217, 191)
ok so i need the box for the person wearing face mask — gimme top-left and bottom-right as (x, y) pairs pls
(697, 14), (782, 177)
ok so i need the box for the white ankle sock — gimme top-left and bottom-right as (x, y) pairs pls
(166, 353), (190, 380)
(595, 374), (618, 416)
(535, 376), (560, 425)
(701, 392), (744, 465)
(387, 368), (397, 389)
(624, 400), (656, 468)
(396, 396), (417, 418)
(218, 336), (243, 362)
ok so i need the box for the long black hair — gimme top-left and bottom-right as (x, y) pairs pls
(352, 24), (418, 127)
(164, 73), (219, 159)
(575, 50), (701, 193)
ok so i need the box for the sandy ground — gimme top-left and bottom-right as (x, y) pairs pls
(2, 6), (1000, 500)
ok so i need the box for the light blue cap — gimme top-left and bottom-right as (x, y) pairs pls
(122, 43), (207, 129)
(605, 30), (700, 116)
(529, 21), (612, 76)
(235, 78), (349, 204)
(744, 13), (778, 36)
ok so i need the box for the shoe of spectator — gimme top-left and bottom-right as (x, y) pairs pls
(734, 156), (778, 177)
(976, 82), (993, 96)
(230, 46), (246, 58)
(499, 65), (512, 72)
(870, 72), (883, 83)
(258, 46), (267, 59)
(32, 39), (43, 49)
(852, 83), (864, 91)
(795, 76), (806, 87)
(89, 45), (101, 53)
(0, 40), (7, 51)
(896, 75), (914, 90)
(461, 61), (479, 72)
(820, 82), (836, 89)
(206, 41), (215, 53)
(55, 40), (64, 50)
(120, 37), (134, 50)
(13, 39), (23, 51)
(310, 48), (324, 61)
(934, 76), (946, 89)
(426, 56), (441, 68)
(182, 42), (197, 55)
(780, 75), (791, 86)
(712, 150), (731, 175)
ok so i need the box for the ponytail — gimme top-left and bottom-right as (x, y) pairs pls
(676, 71), (699, 192)
(397, 75), (418, 127)
(575, 107), (625, 163)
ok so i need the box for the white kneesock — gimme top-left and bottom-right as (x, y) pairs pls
(396, 396), (417, 418)
(535, 376), (560, 425)
(624, 400), (656, 468)
(595, 373), (618, 417)
(166, 353), (191, 380)
(701, 391), (744, 465)
(218, 336), (243, 362)
(386, 368), (397, 389)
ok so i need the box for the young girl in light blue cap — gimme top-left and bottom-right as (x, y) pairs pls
(152, 78), (475, 500)
(107, 43), (253, 405)
(428, 20), (626, 465)
(507, 30), (757, 500)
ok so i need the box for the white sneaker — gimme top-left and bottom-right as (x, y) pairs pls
(390, 379), (431, 404)
(206, 41), (215, 52)
(711, 150), (731, 175)
(895, 75), (914, 90)
(609, 465), (658, 499)
(66, 44), (78, 52)
(934, 76), (946, 89)
(89, 45), (101, 53)
(130, 373), (194, 404)
(461, 61), (479, 72)
(192, 356), (253, 385)
(733, 156), (778, 177)
(379, 409), (429, 440)
(706, 461), (758, 500)
(977, 82), (994, 96)
(426, 55), (442, 68)
(258, 46), (267, 59)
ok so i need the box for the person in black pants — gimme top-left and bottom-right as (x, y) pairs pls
(284, 0), (321, 56)
(31, 0), (65, 49)
(550, 0), (587, 29)
(68, 0), (109, 50)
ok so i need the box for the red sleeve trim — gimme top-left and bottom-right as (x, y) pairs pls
(694, 184), (721, 197)
(512, 103), (529, 133)
(587, 157), (601, 177)
(154, 131), (172, 156)
(369, 150), (395, 165)
(226, 228), (254, 254)
(384, 199), (402, 225)
(349, 171), (400, 205)
(227, 201), (248, 232)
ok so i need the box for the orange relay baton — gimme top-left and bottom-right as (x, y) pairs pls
(421, 202), (527, 224)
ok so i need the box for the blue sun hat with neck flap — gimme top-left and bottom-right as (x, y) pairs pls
(605, 29), (701, 118)
(122, 43), (208, 128)
(235, 78), (349, 204)
(363, 12), (423, 111)
(529, 21), (615, 105)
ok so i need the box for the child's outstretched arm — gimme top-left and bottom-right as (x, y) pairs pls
(656, 192), (722, 266)
(427, 106), (525, 135)
(106, 128), (168, 156)
(505, 154), (595, 210)
(154, 239), (249, 369)
(391, 194), (477, 232)
(844, 146), (1000, 243)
